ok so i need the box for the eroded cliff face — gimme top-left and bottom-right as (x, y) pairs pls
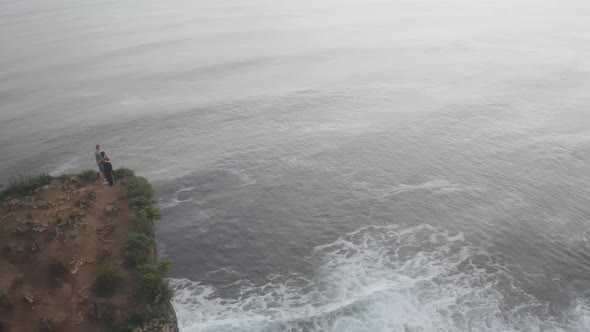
(0, 171), (178, 332)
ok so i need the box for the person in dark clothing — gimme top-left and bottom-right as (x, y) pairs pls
(100, 151), (115, 186)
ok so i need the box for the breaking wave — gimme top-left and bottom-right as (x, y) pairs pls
(170, 224), (590, 331)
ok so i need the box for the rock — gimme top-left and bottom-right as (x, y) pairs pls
(24, 293), (34, 304)
(31, 222), (47, 233)
(8, 199), (21, 207)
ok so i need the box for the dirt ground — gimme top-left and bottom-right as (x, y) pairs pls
(0, 178), (138, 332)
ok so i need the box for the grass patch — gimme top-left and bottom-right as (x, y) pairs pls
(49, 258), (67, 277)
(127, 177), (156, 209)
(113, 168), (135, 179)
(79, 169), (100, 184)
(92, 265), (123, 298)
(59, 170), (98, 186)
(0, 173), (51, 199)
(137, 261), (174, 304)
(124, 232), (154, 266)
(58, 174), (75, 183)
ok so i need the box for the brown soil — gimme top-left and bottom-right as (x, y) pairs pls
(0, 178), (138, 332)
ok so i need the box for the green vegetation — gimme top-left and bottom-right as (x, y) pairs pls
(126, 175), (162, 235)
(0, 173), (51, 200)
(124, 232), (154, 266)
(40, 318), (57, 332)
(127, 176), (156, 208)
(120, 175), (174, 328)
(128, 306), (162, 327)
(134, 205), (162, 235)
(58, 174), (73, 183)
(1, 170), (174, 329)
(59, 169), (100, 186)
(49, 258), (67, 277)
(113, 168), (135, 179)
(0, 290), (11, 306)
(137, 261), (173, 304)
(59, 169), (99, 185)
(76, 191), (97, 209)
(92, 265), (123, 298)
(79, 169), (100, 183)
(105, 204), (120, 218)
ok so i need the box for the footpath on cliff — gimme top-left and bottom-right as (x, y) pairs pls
(0, 169), (178, 332)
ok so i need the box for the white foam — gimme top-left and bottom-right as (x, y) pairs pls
(160, 187), (197, 209)
(170, 224), (590, 331)
(351, 179), (482, 200)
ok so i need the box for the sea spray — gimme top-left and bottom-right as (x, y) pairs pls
(170, 224), (590, 331)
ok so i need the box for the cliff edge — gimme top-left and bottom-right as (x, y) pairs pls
(0, 170), (178, 332)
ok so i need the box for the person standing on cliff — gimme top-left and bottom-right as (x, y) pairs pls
(100, 150), (115, 186)
(95, 144), (108, 184)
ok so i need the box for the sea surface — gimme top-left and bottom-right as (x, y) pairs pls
(2, 0), (590, 330)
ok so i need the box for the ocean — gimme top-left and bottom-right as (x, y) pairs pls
(2, 0), (590, 330)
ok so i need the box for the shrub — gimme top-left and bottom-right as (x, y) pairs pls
(134, 205), (162, 234)
(1, 173), (51, 198)
(110, 324), (134, 332)
(40, 318), (56, 332)
(127, 306), (160, 327)
(127, 177), (156, 208)
(137, 261), (173, 304)
(0, 290), (11, 306)
(124, 233), (154, 266)
(105, 204), (120, 218)
(92, 265), (123, 297)
(113, 168), (135, 179)
(58, 174), (72, 183)
(143, 205), (162, 221)
(79, 169), (100, 184)
(75, 191), (97, 209)
(49, 258), (67, 277)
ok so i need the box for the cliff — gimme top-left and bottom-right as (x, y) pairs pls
(0, 170), (178, 332)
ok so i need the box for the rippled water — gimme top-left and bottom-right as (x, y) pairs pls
(2, 0), (590, 331)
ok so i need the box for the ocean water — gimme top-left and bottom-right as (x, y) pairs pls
(2, 0), (590, 331)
